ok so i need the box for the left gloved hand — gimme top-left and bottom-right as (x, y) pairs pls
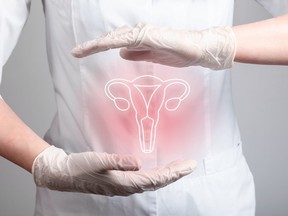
(71, 23), (236, 70)
(33, 146), (197, 196)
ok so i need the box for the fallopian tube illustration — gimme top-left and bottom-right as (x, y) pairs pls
(105, 75), (190, 153)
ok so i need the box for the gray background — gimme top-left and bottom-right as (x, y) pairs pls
(0, 0), (287, 215)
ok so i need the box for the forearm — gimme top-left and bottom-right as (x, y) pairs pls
(0, 99), (50, 173)
(233, 14), (288, 65)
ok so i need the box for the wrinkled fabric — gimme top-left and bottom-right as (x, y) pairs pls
(2, 0), (287, 215)
(38, 1), (252, 214)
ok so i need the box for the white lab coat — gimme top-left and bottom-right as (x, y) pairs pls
(0, 1), (287, 216)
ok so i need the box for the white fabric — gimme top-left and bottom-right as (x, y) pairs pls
(7, 0), (288, 215)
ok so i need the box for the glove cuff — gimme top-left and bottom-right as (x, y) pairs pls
(200, 26), (236, 70)
(32, 145), (67, 188)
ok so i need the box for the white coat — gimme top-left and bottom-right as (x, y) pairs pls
(0, 1), (287, 215)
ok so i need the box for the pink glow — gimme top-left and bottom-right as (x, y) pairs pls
(84, 65), (206, 163)
(104, 75), (191, 153)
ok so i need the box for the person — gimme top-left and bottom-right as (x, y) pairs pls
(0, 1), (198, 197)
(0, 1), (287, 215)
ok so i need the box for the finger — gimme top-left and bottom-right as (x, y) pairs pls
(140, 160), (197, 190)
(108, 160), (197, 195)
(71, 26), (135, 58)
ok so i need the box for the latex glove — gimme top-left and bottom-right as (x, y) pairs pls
(71, 23), (236, 70)
(32, 146), (197, 196)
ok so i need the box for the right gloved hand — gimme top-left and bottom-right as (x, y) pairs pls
(71, 23), (236, 70)
(32, 146), (197, 196)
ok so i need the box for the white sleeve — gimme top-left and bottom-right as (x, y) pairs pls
(255, 0), (288, 16)
(0, 0), (32, 100)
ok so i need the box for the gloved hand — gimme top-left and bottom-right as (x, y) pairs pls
(71, 23), (236, 70)
(32, 146), (197, 196)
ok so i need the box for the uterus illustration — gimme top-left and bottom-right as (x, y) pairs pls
(105, 75), (190, 153)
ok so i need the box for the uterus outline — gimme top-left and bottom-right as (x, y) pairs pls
(105, 75), (190, 153)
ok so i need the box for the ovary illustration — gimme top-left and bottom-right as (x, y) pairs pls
(105, 75), (190, 153)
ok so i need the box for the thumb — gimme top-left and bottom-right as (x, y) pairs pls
(69, 152), (142, 172)
(120, 48), (155, 62)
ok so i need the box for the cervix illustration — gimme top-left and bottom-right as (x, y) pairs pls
(105, 75), (190, 153)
